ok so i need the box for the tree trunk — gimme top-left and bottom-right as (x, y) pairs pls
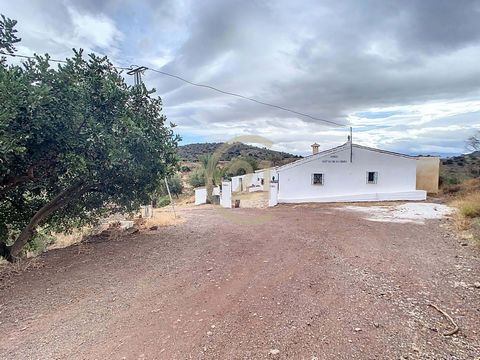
(6, 183), (85, 262)
(206, 178), (214, 204)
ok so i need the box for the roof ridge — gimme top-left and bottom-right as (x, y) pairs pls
(276, 142), (350, 171)
(352, 144), (415, 158)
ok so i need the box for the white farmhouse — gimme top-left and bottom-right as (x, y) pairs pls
(275, 141), (429, 203)
(195, 140), (438, 207)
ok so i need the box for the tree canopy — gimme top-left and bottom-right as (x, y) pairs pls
(0, 15), (179, 261)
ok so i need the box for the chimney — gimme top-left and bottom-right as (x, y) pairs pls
(311, 143), (320, 155)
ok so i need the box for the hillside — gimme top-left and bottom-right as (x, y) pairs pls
(441, 151), (480, 184)
(177, 142), (301, 164)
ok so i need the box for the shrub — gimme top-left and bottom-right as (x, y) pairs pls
(188, 169), (205, 187)
(156, 196), (171, 208)
(457, 193), (480, 218)
(156, 174), (183, 198)
(440, 174), (460, 186)
(25, 230), (56, 256)
(180, 165), (191, 172)
(166, 174), (184, 196)
(443, 184), (462, 194)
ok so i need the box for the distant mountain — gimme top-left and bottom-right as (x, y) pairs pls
(441, 151), (480, 182)
(177, 142), (301, 164)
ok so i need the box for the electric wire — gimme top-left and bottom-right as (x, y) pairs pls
(147, 67), (345, 127)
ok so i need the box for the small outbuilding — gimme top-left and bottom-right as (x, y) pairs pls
(231, 168), (278, 193)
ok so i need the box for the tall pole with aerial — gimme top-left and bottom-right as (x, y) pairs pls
(127, 65), (177, 219)
(350, 126), (353, 163)
(127, 66), (153, 218)
(127, 66), (148, 86)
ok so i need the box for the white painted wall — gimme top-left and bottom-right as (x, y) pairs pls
(231, 168), (278, 193)
(220, 181), (232, 208)
(277, 145), (426, 203)
(194, 187), (207, 205)
(231, 175), (244, 192)
(251, 168), (278, 187)
(269, 183), (278, 207)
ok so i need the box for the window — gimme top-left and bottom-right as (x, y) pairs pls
(367, 171), (378, 184)
(312, 173), (324, 185)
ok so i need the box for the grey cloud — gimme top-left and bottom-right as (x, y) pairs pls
(2, 0), (480, 154)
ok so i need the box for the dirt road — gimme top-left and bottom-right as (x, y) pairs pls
(1, 205), (479, 359)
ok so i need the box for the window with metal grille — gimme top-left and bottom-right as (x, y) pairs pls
(367, 171), (378, 184)
(312, 173), (324, 185)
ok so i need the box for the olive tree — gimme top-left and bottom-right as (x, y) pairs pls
(0, 16), (179, 261)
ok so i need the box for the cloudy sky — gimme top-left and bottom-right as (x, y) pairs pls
(2, 0), (480, 156)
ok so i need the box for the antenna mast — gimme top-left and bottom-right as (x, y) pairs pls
(350, 126), (353, 163)
(127, 66), (148, 85)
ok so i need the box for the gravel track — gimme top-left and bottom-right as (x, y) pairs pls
(0, 205), (479, 359)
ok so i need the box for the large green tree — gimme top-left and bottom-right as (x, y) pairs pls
(0, 16), (179, 261)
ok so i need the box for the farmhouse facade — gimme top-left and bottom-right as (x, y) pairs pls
(195, 141), (439, 207)
(275, 142), (428, 203)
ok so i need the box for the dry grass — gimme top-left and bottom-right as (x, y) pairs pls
(451, 212), (472, 232)
(442, 177), (480, 197)
(456, 193), (480, 218)
(174, 194), (196, 207)
(144, 208), (184, 228)
(448, 182), (480, 244)
(47, 227), (93, 251)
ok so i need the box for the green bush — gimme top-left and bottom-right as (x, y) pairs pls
(156, 196), (171, 208)
(166, 174), (184, 196)
(156, 174), (184, 198)
(180, 165), (191, 172)
(25, 230), (56, 255)
(440, 174), (460, 186)
(188, 169), (205, 187)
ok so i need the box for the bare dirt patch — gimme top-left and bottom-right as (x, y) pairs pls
(0, 205), (479, 359)
(341, 202), (454, 224)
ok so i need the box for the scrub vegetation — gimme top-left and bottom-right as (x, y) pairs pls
(446, 177), (480, 244)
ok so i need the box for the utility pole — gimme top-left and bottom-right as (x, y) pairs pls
(128, 66), (151, 218)
(350, 126), (353, 163)
(127, 65), (178, 220)
(127, 66), (148, 86)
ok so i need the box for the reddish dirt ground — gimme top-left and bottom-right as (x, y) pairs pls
(0, 205), (479, 359)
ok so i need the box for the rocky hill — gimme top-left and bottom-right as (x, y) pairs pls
(441, 151), (480, 184)
(177, 142), (301, 164)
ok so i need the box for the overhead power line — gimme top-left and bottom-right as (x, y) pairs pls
(3, 52), (345, 127)
(147, 68), (345, 127)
